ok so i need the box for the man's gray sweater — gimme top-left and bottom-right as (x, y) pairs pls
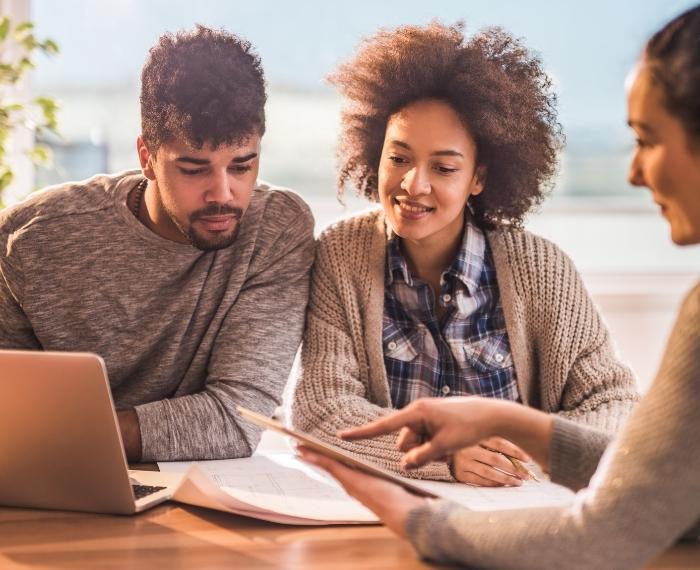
(0, 171), (315, 461)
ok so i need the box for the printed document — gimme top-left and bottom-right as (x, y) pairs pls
(156, 448), (575, 525)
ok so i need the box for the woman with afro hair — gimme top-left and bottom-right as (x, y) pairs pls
(292, 21), (638, 486)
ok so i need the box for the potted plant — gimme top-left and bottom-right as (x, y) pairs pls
(0, 15), (58, 208)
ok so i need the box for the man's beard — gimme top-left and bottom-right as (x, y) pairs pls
(168, 203), (245, 251)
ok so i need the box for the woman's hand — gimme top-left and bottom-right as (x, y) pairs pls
(297, 447), (427, 537)
(339, 397), (502, 470)
(451, 437), (531, 486)
(339, 396), (553, 473)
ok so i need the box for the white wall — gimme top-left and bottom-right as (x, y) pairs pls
(585, 273), (694, 392)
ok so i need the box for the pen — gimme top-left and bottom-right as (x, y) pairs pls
(499, 452), (540, 482)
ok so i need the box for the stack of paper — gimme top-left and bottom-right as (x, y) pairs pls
(152, 450), (575, 525)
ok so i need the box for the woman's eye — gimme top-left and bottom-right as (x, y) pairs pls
(388, 155), (408, 165)
(435, 165), (458, 174)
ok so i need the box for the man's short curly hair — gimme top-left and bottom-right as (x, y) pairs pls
(141, 25), (266, 151)
(329, 22), (563, 228)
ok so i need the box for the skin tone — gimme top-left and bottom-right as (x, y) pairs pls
(299, 398), (552, 535)
(117, 133), (261, 462)
(627, 66), (700, 245)
(301, 59), (700, 538)
(379, 98), (484, 314)
(378, 98), (528, 485)
(136, 135), (261, 250)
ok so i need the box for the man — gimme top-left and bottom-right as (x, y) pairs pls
(0, 26), (315, 462)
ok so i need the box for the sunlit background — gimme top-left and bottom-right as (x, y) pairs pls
(3, 0), (700, 389)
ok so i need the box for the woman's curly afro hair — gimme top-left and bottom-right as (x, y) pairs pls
(329, 21), (564, 228)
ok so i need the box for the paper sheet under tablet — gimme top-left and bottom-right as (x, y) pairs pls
(160, 449), (575, 523)
(414, 478), (575, 511)
(161, 452), (379, 524)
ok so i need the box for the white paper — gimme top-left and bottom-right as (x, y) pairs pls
(413, 478), (575, 511)
(158, 449), (575, 524)
(160, 452), (379, 524)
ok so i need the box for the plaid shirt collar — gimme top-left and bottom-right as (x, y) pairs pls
(385, 215), (486, 295)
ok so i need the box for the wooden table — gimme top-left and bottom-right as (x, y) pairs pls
(1, 502), (699, 569)
(0, 502), (441, 570)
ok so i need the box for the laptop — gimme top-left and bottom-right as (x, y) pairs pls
(0, 350), (176, 514)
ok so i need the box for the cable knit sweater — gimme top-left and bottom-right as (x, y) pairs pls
(405, 283), (700, 569)
(291, 209), (639, 480)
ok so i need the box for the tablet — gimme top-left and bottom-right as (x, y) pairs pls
(236, 406), (437, 498)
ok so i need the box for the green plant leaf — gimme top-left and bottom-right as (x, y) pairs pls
(0, 17), (60, 206)
(0, 168), (14, 193)
(20, 35), (38, 52)
(29, 144), (52, 165)
(3, 103), (23, 113)
(0, 17), (10, 42)
(41, 39), (59, 55)
(13, 21), (34, 36)
(35, 96), (58, 111)
(18, 56), (35, 72)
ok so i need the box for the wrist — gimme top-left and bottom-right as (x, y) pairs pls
(117, 408), (143, 462)
(490, 402), (553, 470)
(488, 399), (524, 436)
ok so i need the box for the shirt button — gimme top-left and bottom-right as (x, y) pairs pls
(442, 294), (452, 304)
(387, 341), (397, 351)
(495, 353), (504, 363)
(441, 385), (451, 395)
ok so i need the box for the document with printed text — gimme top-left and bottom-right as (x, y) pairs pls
(153, 446), (575, 525)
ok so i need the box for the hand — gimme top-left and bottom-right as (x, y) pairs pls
(117, 408), (143, 462)
(339, 397), (553, 473)
(339, 397), (504, 470)
(297, 447), (428, 537)
(451, 437), (531, 487)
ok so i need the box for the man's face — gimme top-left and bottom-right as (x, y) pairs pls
(138, 135), (261, 250)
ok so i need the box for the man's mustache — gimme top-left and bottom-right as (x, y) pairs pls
(190, 205), (244, 221)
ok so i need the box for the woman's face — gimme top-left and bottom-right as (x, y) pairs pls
(377, 99), (484, 249)
(627, 67), (700, 245)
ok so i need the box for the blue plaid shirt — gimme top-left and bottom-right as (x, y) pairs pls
(383, 219), (519, 409)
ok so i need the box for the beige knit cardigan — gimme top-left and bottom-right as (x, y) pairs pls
(291, 209), (639, 480)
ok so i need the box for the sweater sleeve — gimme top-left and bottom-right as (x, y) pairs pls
(0, 225), (42, 349)
(405, 284), (700, 570)
(135, 198), (315, 461)
(291, 229), (452, 481)
(549, 416), (612, 491)
(537, 238), (640, 433)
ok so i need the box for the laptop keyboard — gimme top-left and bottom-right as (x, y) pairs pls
(132, 484), (167, 500)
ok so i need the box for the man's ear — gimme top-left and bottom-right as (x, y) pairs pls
(136, 136), (156, 180)
(470, 164), (487, 197)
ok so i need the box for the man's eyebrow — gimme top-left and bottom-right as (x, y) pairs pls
(232, 152), (258, 163)
(174, 152), (258, 165)
(389, 140), (463, 158)
(175, 156), (210, 165)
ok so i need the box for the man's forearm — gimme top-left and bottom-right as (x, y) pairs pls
(117, 408), (142, 462)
